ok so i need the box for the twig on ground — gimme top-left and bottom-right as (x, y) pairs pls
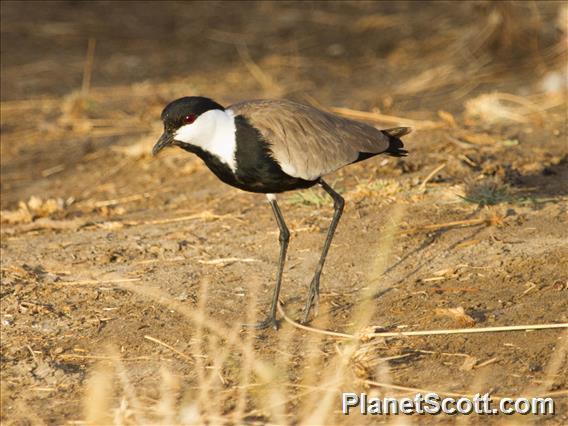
(198, 257), (259, 266)
(83, 188), (177, 208)
(415, 349), (470, 358)
(277, 301), (568, 339)
(474, 357), (499, 369)
(58, 354), (156, 361)
(369, 323), (568, 339)
(277, 302), (352, 338)
(133, 256), (186, 265)
(57, 278), (141, 286)
(418, 163), (446, 191)
(131, 211), (243, 226)
(1, 218), (86, 234)
(144, 335), (194, 363)
(400, 216), (502, 235)
(41, 164), (65, 177)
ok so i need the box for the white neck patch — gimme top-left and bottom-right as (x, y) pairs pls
(174, 109), (237, 171)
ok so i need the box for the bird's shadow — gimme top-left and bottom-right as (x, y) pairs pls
(373, 156), (568, 296)
(507, 155), (568, 199)
(374, 211), (485, 299)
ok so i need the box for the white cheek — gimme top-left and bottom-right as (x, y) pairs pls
(174, 110), (238, 172)
(174, 123), (199, 143)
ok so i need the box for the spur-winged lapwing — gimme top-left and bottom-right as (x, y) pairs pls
(153, 97), (410, 329)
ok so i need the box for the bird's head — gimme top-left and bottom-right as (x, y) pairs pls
(152, 96), (225, 155)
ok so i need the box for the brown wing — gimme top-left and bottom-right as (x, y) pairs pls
(228, 99), (392, 181)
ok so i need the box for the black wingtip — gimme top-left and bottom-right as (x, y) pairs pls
(382, 127), (410, 157)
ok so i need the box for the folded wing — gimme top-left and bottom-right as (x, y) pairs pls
(229, 100), (396, 181)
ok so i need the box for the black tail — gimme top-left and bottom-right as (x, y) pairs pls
(382, 127), (411, 157)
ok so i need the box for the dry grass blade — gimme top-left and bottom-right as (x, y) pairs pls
(115, 281), (275, 378)
(90, 194), (147, 208)
(0, 97), (60, 113)
(236, 43), (283, 97)
(81, 38), (96, 97)
(527, 330), (568, 398)
(84, 365), (113, 425)
(2, 210), (242, 236)
(57, 278), (141, 286)
(233, 278), (261, 423)
(331, 106), (445, 129)
(465, 91), (547, 124)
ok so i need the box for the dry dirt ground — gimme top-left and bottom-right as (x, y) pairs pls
(1, 2), (567, 425)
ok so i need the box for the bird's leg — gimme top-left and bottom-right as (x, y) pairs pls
(244, 195), (290, 330)
(301, 179), (344, 324)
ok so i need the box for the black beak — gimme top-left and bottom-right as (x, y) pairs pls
(152, 131), (174, 156)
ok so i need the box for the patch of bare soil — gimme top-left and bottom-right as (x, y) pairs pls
(1, 2), (567, 425)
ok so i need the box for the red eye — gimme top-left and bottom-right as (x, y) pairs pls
(183, 114), (197, 124)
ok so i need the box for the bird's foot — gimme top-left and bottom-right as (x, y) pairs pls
(301, 277), (320, 324)
(242, 316), (279, 330)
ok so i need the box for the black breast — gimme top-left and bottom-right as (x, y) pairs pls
(178, 116), (317, 194)
(177, 144), (241, 189)
(232, 116), (317, 193)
